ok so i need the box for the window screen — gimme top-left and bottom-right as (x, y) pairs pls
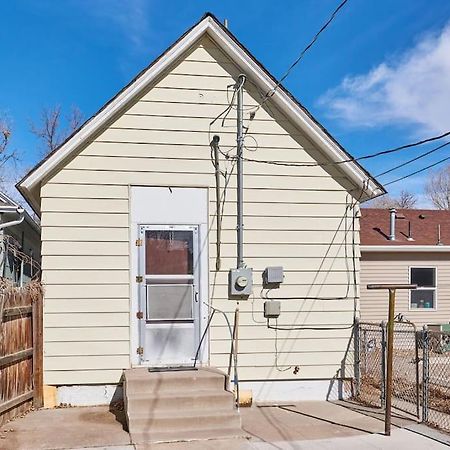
(145, 230), (193, 275)
(146, 284), (193, 320)
(410, 267), (436, 309)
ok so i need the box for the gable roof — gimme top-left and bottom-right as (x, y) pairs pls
(18, 12), (385, 214)
(361, 208), (450, 248)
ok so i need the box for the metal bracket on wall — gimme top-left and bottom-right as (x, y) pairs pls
(136, 276), (143, 283)
(136, 347), (144, 355)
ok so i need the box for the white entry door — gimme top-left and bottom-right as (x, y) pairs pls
(138, 225), (200, 366)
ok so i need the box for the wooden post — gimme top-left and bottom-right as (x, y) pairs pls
(367, 284), (416, 436)
(32, 297), (44, 408)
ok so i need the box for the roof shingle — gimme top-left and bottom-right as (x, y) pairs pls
(360, 208), (450, 246)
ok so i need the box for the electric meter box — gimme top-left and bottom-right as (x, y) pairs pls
(262, 266), (284, 288)
(228, 267), (253, 300)
(264, 300), (281, 319)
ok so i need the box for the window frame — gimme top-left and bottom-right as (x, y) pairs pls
(408, 266), (438, 311)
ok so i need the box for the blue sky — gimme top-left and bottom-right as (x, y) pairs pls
(1, 0), (450, 205)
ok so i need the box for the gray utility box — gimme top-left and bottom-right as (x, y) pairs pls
(264, 300), (281, 319)
(228, 267), (253, 300)
(262, 266), (284, 288)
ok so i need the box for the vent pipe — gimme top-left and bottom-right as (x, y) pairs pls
(389, 208), (396, 241)
(223, 19), (229, 29)
(437, 224), (443, 246)
(407, 221), (414, 241)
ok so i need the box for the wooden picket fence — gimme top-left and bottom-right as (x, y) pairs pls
(0, 281), (43, 425)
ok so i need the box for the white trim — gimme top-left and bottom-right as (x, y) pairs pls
(408, 266), (437, 311)
(19, 15), (383, 211)
(362, 245), (450, 253)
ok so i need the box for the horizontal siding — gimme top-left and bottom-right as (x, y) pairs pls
(41, 36), (359, 385)
(360, 252), (450, 326)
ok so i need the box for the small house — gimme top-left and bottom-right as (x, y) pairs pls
(0, 191), (40, 285)
(360, 208), (450, 326)
(17, 14), (384, 406)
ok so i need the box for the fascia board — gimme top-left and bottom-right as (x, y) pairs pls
(361, 245), (450, 253)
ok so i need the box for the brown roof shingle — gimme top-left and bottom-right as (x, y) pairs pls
(360, 208), (450, 246)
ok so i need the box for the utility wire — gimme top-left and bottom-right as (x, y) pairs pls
(384, 154), (450, 187)
(375, 141), (450, 177)
(253, 0), (350, 115)
(241, 130), (450, 169)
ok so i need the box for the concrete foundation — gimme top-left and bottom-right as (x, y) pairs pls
(239, 379), (348, 403)
(55, 384), (123, 406)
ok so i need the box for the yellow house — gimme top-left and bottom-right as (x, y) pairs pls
(18, 13), (384, 405)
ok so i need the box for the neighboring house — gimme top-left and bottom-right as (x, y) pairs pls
(360, 208), (450, 326)
(17, 14), (384, 404)
(0, 191), (41, 285)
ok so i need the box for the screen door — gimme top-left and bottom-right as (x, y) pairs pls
(138, 225), (200, 366)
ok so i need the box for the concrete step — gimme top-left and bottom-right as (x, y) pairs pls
(124, 368), (227, 394)
(124, 368), (243, 444)
(130, 426), (244, 445)
(126, 389), (234, 414)
(128, 410), (241, 435)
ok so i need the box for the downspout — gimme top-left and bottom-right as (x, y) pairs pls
(0, 207), (25, 285)
(211, 135), (222, 271)
(0, 206), (25, 230)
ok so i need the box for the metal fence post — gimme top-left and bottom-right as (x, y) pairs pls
(422, 325), (429, 423)
(380, 320), (387, 409)
(354, 318), (361, 397)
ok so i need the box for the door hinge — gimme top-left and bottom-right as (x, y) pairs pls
(136, 346), (144, 355)
(135, 238), (143, 247)
(136, 311), (143, 319)
(136, 276), (143, 283)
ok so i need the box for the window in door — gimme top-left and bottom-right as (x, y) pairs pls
(410, 267), (437, 309)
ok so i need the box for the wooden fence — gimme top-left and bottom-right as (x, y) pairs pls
(0, 282), (43, 425)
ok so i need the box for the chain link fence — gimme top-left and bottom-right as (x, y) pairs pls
(355, 320), (450, 433)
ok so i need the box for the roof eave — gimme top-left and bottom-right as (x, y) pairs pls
(18, 13), (385, 211)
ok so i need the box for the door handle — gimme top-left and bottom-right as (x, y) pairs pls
(194, 292), (199, 303)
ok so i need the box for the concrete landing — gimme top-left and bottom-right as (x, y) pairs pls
(123, 368), (243, 444)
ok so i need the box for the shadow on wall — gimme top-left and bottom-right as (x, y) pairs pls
(326, 326), (356, 401)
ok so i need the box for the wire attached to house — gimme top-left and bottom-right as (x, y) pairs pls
(250, 0), (350, 118)
(240, 130), (450, 169)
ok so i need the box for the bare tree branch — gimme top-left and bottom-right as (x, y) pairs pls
(368, 190), (418, 209)
(0, 115), (19, 183)
(30, 105), (83, 157)
(425, 164), (450, 210)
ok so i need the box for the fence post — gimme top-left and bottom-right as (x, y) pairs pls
(422, 325), (429, 423)
(32, 297), (44, 408)
(354, 318), (360, 397)
(380, 320), (387, 409)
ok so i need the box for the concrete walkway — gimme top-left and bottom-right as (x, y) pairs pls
(1, 401), (449, 449)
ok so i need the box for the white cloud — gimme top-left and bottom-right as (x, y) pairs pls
(85, 0), (152, 53)
(318, 22), (450, 133)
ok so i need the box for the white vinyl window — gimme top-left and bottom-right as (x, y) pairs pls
(409, 267), (437, 310)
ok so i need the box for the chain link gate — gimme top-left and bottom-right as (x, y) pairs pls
(355, 319), (420, 419)
(420, 327), (450, 432)
(355, 320), (450, 433)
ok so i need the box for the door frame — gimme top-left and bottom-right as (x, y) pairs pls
(129, 186), (210, 368)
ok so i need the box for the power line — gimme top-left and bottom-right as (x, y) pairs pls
(376, 141), (450, 177)
(253, 0), (350, 115)
(240, 130), (450, 169)
(384, 154), (450, 187)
